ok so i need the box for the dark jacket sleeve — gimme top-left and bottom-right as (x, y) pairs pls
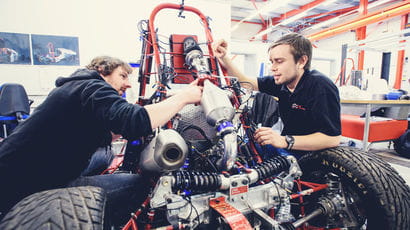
(80, 80), (152, 140)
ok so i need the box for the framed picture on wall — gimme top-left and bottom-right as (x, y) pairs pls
(0, 32), (31, 65)
(31, 34), (79, 66)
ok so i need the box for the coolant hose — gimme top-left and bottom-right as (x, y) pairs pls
(216, 121), (237, 171)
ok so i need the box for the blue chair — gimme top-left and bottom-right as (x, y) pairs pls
(0, 83), (31, 138)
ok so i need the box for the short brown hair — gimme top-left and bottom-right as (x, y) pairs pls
(86, 56), (133, 76)
(269, 33), (312, 71)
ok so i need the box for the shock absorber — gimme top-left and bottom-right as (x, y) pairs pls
(251, 155), (290, 180)
(172, 171), (222, 192)
(171, 155), (290, 192)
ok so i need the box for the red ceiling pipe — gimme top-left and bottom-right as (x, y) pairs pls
(251, 0), (267, 28)
(356, 0), (368, 71)
(252, 0), (327, 38)
(270, 0), (327, 24)
(304, 6), (358, 19)
(232, 19), (264, 25)
(394, 14), (409, 89)
(313, 13), (352, 22)
(232, 6), (358, 29)
(251, 0), (268, 41)
(307, 1), (410, 41)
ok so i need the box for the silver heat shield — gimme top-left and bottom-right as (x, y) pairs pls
(201, 80), (235, 126)
(173, 104), (216, 153)
(139, 129), (188, 172)
(175, 104), (217, 142)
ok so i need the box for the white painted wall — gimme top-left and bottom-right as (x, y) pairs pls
(0, 0), (230, 101)
(229, 40), (270, 77)
(1, 0), (408, 100)
(231, 21), (263, 41)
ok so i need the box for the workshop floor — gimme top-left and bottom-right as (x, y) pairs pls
(367, 142), (410, 185)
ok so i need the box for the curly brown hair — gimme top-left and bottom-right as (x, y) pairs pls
(86, 56), (133, 76)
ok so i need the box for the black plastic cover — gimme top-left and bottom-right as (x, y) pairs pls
(0, 83), (30, 116)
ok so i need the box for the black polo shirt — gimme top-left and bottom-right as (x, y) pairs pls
(257, 69), (341, 136)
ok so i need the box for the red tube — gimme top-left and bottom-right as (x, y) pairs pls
(148, 3), (215, 78)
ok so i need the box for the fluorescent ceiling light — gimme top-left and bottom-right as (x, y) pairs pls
(322, 0), (338, 7)
(254, 11), (309, 39)
(368, 0), (392, 9)
(310, 17), (339, 30)
(253, 0), (339, 39)
(349, 28), (410, 47)
(281, 11), (309, 25)
(231, 0), (293, 32)
(307, 0), (393, 32)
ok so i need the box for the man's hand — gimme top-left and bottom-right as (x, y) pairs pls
(254, 127), (287, 149)
(177, 79), (203, 105)
(212, 39), (228, 60)
(211, 39), (258, 89)
(145, 79), (203, 129)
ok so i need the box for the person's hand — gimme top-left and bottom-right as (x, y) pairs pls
(177, 79), (203, 105)
(111, 132), (122, 142)
(254, 127), (287, 149)
(212, 39), (228, 60)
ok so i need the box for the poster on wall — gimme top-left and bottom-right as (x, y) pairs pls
(31, 34), (79, 66)
(0, 32), (31, 65)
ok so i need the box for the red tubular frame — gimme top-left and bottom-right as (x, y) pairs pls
(292, 180), (333, 230)
(291, 180), (329, 200)
(125, 3), (333, 230)
(122, 197), (151, 230)
(148, 3), (216, 79)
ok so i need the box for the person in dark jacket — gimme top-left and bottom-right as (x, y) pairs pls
(0, 56), (203, 220)
(213, 33), (341, 153)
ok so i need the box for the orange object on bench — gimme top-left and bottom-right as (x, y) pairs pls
(341, 114), (408, 142)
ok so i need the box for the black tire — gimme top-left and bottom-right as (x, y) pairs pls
(298, 146), (410, 230)
(0, 186), (106, 230)
(393, 130), (410, 159)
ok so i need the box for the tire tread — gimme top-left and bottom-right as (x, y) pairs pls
(299, 147), (410, 230)
(0, 186), (106, 230)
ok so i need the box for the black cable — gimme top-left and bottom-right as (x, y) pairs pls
(137, 20), (148, 34)
(190, 147), (218, 173)
(221, 85), (246, 96)
(239, 81), (255, 92)
(187, 196), (201, 226)
(178, 0), (185, 18)
(178, 196), (194, 223)
(181, 125), (212, 143)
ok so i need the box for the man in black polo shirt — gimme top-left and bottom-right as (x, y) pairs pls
(213, 33), (340, 152)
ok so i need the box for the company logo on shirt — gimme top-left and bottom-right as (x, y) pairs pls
(291, 103), (306, 111)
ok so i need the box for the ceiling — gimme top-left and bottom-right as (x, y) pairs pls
(217, 0), (407, 41)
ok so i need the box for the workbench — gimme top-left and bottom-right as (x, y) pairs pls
(340, 100), (410, 150)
